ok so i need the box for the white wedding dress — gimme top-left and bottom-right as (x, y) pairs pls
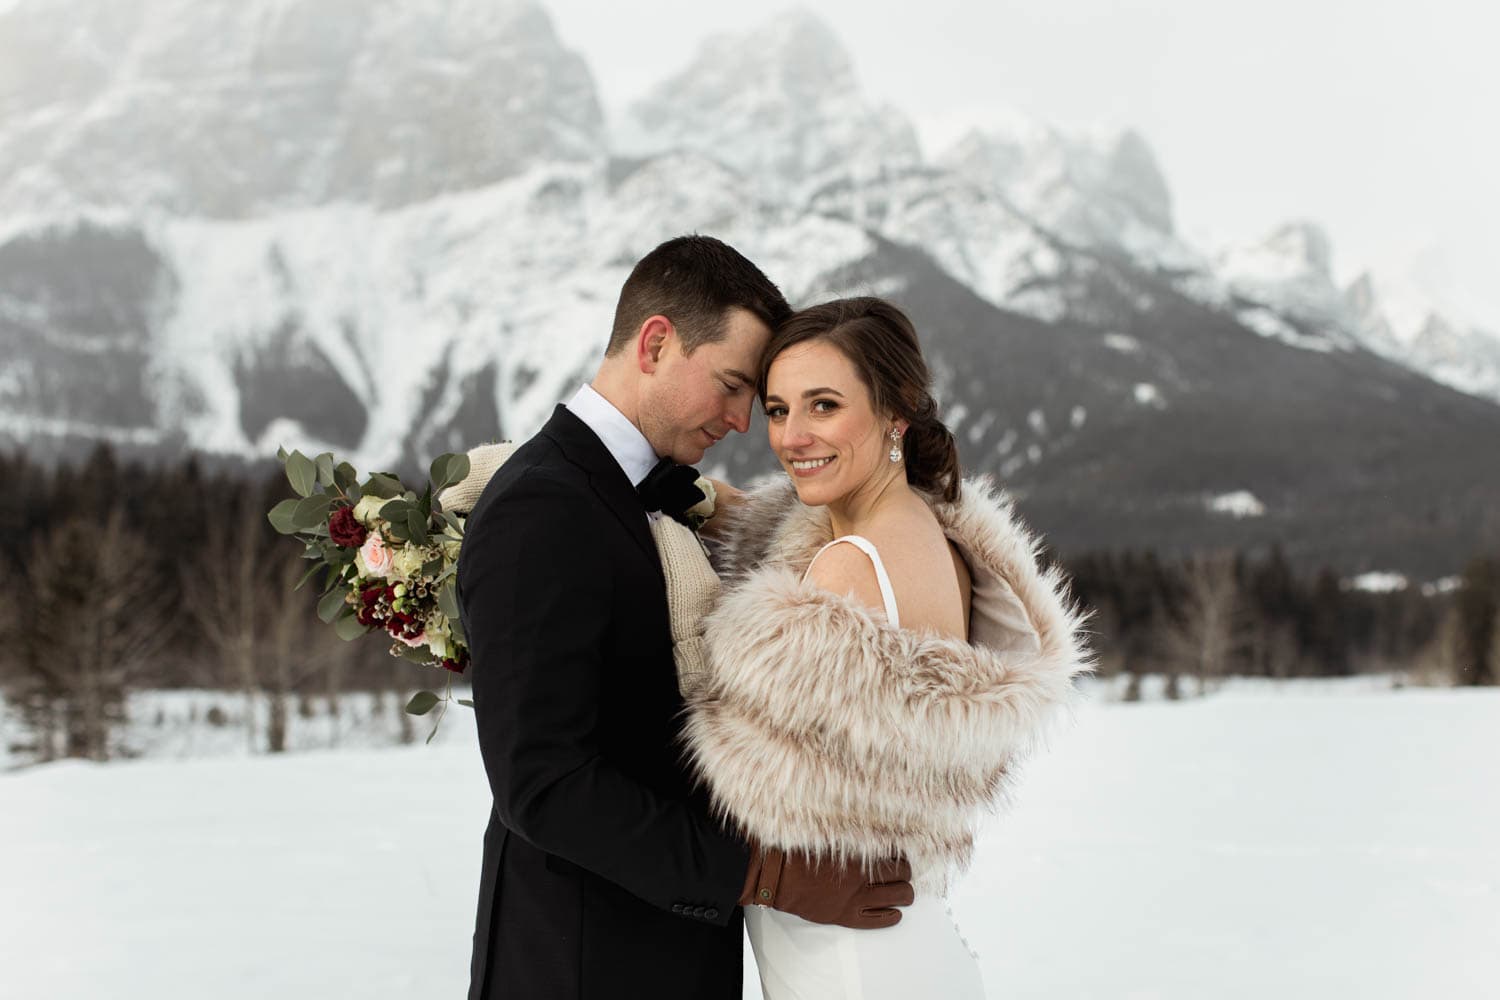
(744, 536), (986, 1000)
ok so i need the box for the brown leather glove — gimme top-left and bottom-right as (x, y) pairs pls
(739, 846), (915, 929)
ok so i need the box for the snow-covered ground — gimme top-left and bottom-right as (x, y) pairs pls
(4, 681), (1497, 999)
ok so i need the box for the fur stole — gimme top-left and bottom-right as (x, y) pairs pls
(684, 477), (1092, 886)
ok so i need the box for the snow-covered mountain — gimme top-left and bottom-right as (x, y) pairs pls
(0, 0), (604, 218)
(1344, 270), (1500, 402)
(617, 9), (920, 205)
(2, 0), (1497, 574)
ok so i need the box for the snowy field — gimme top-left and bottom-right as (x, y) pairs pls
(3, 680), (1497, 999)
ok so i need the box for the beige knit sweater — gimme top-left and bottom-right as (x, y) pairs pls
(439, 441), (721, 695)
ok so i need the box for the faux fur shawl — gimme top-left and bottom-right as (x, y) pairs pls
(684, 478), (1092, 888)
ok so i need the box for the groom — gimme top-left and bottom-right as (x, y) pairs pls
(457, 236), (913, 999)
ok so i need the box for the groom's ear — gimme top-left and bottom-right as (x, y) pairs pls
(637, 315), (674, 374)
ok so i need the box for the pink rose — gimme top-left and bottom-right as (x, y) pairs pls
(360, 534), (393, 578)
(394, 629), (427, 648)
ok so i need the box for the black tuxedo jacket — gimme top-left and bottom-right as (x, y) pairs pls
(456, 405), (751, 999)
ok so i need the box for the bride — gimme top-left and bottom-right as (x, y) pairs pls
(671, 296), (1091, 999)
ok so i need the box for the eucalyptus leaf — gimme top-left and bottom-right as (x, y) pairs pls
(422, 558), (444, 579)
(449, 616), (466, 647)
(292, 494), (333, 531)
(294, 562), (322, 591)
(436, 582), (461, 620)
(407, 510), (429, 545)
(405, 691), (440, 716)
(429, 454), (451, 492)
(335, 613), (370, 641)
(317, 585), (350, 624)
(333, 461), (357, 491)
(367, 473), (403, 498)
(277, 445), (290, 462)
(431, 453), (470, 493)
(286, 451), (318, 498)
(267, 499), (301, 535)
(315, 453), (336, 487)
(378, 499), (412, 522)
(457, 698), (474, 708)
(448, 454), (470, 489)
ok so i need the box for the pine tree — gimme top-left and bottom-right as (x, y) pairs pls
(1455, 557), (1498, 686)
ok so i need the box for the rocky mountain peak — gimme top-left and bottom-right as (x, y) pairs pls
(0, 0), (605, 218)
(1106, 129), (1174, 235)
(619, 8), (920, 199)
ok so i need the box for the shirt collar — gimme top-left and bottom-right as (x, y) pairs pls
(564, 383), (660, 487)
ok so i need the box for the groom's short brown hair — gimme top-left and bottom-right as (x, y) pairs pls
(606, 235), (790, 357)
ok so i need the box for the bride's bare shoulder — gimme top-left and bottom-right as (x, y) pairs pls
(804, 540), (887, 616)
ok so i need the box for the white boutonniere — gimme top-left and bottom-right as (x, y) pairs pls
(684, 476), (716, 531)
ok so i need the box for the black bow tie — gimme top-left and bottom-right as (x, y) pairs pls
(637, 457), (706, 525)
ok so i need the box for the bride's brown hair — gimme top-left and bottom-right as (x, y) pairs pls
(760, 297), (962, 503)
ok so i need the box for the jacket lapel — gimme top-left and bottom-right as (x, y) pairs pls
(540, 405), (663, 572)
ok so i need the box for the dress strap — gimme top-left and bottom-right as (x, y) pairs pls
(804, 535), (900, 627)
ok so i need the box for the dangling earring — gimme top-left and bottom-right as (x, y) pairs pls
(888, 427), (903, 463)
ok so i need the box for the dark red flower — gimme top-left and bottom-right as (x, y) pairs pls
(356, 584), (386, 625)
(441, 657), (466, 674)
(385, 610), (422, 641)
(328, 507), (367, 548)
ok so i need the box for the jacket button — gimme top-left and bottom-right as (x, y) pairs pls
(671, 904), (684, 914)
(691, 906), (706, 918)
(704, 908), (719, 920)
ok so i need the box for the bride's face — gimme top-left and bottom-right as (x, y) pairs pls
(763, 339), (895, 508)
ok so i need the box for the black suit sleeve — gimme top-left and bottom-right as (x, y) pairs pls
(458, 472), (750, 924)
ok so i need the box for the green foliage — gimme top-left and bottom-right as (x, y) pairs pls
(267, 498), (301, 535)
(334, 612), (370, 641)
(317, 585), (350, 624)
(405, 691), (440, 716)
(285, 451), (318, 498)
(430, 453), (470, 494)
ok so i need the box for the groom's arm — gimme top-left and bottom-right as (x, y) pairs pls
(458, 472), (751, 926)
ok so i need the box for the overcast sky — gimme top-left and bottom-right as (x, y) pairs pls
(545, 0), (1497, 326)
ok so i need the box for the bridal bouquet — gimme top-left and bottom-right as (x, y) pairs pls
(267, 448), (472, 736)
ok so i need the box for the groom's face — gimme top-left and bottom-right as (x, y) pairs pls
(641, 307), (772, 464)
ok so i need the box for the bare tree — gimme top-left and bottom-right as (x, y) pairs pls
(183, 492), (268, 752)
(1159, 551), (1249, 696)
(14, 510), (173, 761)
(183, 491), (367, 753)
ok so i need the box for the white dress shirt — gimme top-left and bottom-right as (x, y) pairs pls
(565, 383), (661, 498)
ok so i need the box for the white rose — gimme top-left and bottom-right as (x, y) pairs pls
(353, 493), (392, 526)
(391, 544), (427, 580)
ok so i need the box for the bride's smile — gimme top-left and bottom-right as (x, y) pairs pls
(763, 339), (899, 510)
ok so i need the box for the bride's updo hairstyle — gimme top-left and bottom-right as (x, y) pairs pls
(760, 296), (962, 503)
